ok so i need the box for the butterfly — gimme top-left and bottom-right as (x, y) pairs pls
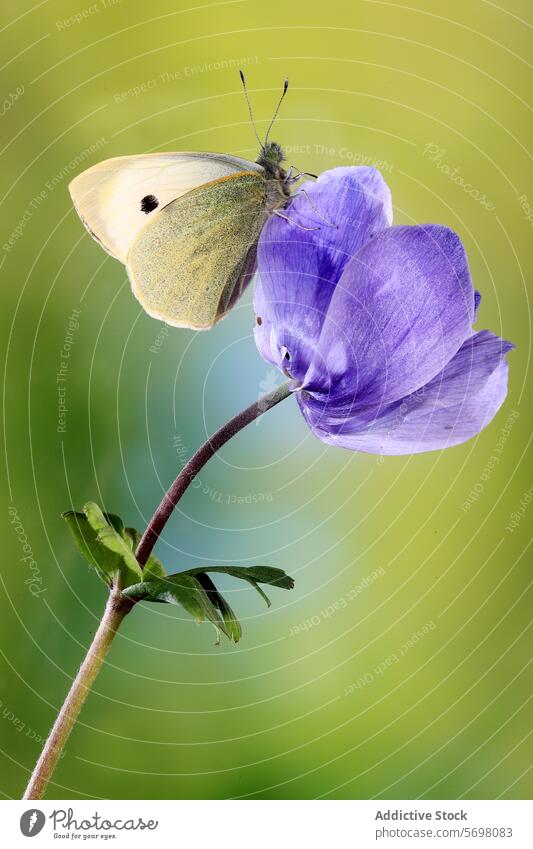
(69, 74), (300, 330)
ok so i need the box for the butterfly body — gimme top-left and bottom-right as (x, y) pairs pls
(69, 142), (292, 329)
(69, 74), (294, 328)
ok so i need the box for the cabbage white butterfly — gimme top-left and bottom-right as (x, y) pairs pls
(69, 74), (296, 330)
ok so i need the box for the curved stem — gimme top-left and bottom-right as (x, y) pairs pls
(23, 379), (292, 799)
(23, 589), (133, 800)
(135, 380), (292, 566)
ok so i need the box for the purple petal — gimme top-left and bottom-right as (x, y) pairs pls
(300, 331), (513, 454)
(304, 225), (476, 407)
(254, 167), (392, 382)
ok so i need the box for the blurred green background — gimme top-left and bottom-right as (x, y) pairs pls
(1, 0), (531, 801)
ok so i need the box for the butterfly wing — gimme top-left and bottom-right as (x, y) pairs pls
(126, 171), (268, 329)
(69, 152), (262, 262)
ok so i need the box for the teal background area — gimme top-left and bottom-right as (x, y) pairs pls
(0, 0), (531, 799)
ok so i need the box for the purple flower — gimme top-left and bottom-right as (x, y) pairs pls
(254, 167), (513, 454)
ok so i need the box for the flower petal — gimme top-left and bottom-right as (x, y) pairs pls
(300, 331), (513, 454)
(305, 225), (476, 407)
(254, 166), (393, 382)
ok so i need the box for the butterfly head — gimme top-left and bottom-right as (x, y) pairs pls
(256, 141), (285, 174)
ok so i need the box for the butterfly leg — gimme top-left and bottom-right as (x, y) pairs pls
(284, 166), (303, 190)
(288, 166), (318, 182)
(297, 188), (338, 228)
(274, 210), (320, 231)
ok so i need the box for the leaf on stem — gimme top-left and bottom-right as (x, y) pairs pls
(83, 502), (143, 587)
(62, 509), (124, 586)
(123, 564), (295, 644)
(195, 572), (242, 643)
(62, 503), (150, 589)
(122, 573), (229, 641)
(184, 565), (295, 608)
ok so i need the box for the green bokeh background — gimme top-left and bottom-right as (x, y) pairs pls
(1, 0), (531, 800)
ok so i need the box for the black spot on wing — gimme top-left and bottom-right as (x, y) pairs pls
(141, 194), (159, 214)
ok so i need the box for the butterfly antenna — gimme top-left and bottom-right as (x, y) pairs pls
(239, 70), (263, 148)
(264, 78), (289, 146)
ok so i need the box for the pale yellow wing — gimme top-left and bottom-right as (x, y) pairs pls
(69, 152), (262, 262)
(126, 171), (268, 330)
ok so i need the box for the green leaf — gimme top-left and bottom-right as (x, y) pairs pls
(122, 564), (294, 644)
(62, 510), (124, 586)
(123, 527), (167, 579)
(196, 572), (242, 643)
(83, 502), (143, 588)
(183, 565), (295, 608)
(122, 574), (229, 642)
(62, 502), (144, 590)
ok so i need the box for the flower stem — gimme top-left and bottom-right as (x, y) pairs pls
(135, 380), (292, 566)
(23, 588), (133, 800)
(23, 379), (292, 799)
